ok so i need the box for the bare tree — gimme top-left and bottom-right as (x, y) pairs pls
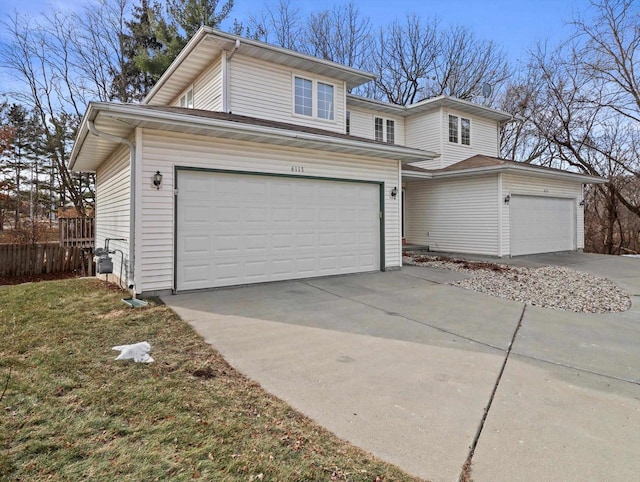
(1, 12), (97, 215)
(430, 25), (510, 102)
(368, 14), (440, 105)
(571, 0), (640, 123)
(247, 0), (303, 49)
(365, 15), (510, 106)
(498, 57), (555, 162)
(303, 2), (372, 71)
(77, 0), (131, 102)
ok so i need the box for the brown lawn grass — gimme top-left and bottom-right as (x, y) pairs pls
(0, 279), (423, 481)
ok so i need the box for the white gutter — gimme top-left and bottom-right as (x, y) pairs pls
(87, 120), (137, 295)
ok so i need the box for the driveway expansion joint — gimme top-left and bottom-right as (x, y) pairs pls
(459, 304), (527, 482)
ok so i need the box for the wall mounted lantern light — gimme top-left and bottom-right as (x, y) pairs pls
(504, 194), (511, 204)
(391, 186), (398, 199)
(153, 170), (163, 190)
(579, 200), (585, 207)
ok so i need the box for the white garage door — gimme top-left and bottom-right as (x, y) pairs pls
(510, 195), (576, 256)
(176, 170), (381, 290)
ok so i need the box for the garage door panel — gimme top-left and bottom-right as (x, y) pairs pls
(177, 171), (380, 290)
(510, 195), (575, 256)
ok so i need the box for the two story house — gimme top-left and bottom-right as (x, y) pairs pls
(70, 27), (602, 295)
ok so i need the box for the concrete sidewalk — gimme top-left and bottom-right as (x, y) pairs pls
(163, 254), (640, 482)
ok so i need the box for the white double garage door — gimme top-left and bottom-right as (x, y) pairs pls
(510, 195), (577, 256)
(176, 169), (382, 291)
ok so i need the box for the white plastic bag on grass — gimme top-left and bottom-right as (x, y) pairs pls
(112, 341), (154, 363)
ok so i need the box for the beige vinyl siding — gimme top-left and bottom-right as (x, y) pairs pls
(405, 110), (441, 169)
(405, 174), (500, 255)
(138, 129), (401, 293)
(405, 110), (440, 150)
(228, 54), (345, 133)
(441, 109), (498, 168)
(501, 173), (584, 255)
(95, 146), (131, 285)
(345, 105), (405, 145)
(193, 57), (222, 111)
(348, 107), (374, 139)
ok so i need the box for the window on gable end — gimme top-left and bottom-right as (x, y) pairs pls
(179, 88), (194, 108)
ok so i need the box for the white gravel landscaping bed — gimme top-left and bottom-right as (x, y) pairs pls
(403, 253), (631, 314)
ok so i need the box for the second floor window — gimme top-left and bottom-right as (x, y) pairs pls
(461, 118), (470, 145)
(375, 117), (395, 144)
(375, 117), (384, 142)
(179, 88), (194, 108)
(294, 76), (335, 120)
(449, 114), (471, 146)
(317, 82), (334, 120)
(295, 77), (313, 116)
(346, 111), (351, 135)
(386, 119), (395, 144)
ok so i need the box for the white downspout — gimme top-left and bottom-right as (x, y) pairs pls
(87, 120), (137, 296)
(222, 39), (240, 113)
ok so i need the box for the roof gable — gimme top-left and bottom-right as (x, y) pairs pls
(145, 28), (376, 106)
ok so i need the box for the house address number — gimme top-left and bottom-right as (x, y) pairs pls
(291, 166), (304, 173)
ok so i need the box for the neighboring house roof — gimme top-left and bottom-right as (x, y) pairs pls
(144, 27), (376, 106)
(347, 94), (516, 123)
(403, 155), (606, 184)
(70, 103), (438, 172)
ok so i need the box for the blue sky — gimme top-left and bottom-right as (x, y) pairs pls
(0, 0), (593, 95)
(1, 0), (592, 58)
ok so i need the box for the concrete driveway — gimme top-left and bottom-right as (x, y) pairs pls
(163, 253), (640, 482)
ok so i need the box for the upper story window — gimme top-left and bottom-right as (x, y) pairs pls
(386, 119), (395, 144)
(294, 76), (335, 121)
(179, 88), (194, 108)
(375, 117), (395, 144)
(448, 114), (471, 146)
(461, 118), (470, 145)
(295, 77), (312, 116)
(317, 82), (334, 120)
(346, 111), (351, 135)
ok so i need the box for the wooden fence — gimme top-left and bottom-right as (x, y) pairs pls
(0, 243), (92, 278)
(59, 217), (95, 248)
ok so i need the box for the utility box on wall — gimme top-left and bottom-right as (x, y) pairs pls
(97, 256), (113, 274)
(94, 247), (114, 274)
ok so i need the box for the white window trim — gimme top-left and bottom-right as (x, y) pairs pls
(291, 74), (337, 122)
(447, 113), (472, 146)
(374, 116), (396, 144)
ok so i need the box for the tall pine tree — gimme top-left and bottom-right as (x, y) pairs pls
(116, 0), (235, 100)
